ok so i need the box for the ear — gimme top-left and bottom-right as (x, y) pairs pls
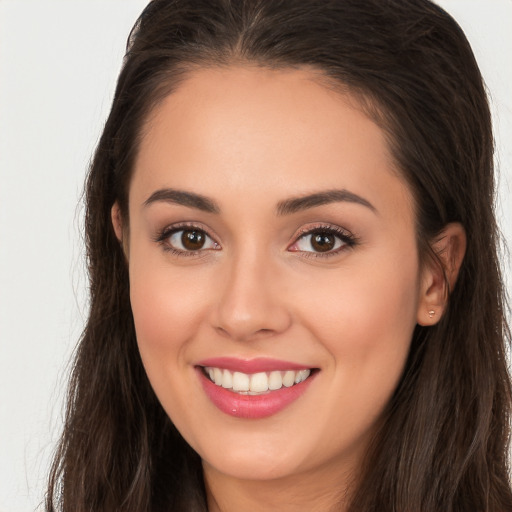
(111, 202), (124, 241)
(416, 223), (466, 326)
(111, 202), (130, 258)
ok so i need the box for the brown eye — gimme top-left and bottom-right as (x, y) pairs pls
(181, 230), (206, 250)
(310, 233), (336, 252)
(164, 227), (219, 253)
(289, 228), (350, 255)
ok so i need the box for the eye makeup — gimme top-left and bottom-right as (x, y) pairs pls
(153, 220), (359, 259)
(153, 222), (221, 257)
(288, 223), (359, 259)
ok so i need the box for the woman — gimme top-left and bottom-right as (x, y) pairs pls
(46, 0), (512, 510)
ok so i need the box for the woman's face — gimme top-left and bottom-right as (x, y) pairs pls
(122, 66), (428, 485)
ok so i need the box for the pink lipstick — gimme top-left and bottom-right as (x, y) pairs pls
(196, 357), (316, 419)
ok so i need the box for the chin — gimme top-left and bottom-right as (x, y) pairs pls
(202, 446), (307, 481)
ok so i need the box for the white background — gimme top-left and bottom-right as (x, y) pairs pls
(0, 1), (510, 511)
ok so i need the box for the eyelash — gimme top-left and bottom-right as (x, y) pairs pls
(154, 222), (219, 257)
(154, 222), (358, 258)
(289, 224), (358, 259)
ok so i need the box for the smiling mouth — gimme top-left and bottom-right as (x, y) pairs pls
(201, 366), (313, 395)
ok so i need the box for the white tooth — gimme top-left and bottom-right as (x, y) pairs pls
(232, 371), (250, 392)
(221, 369), (233, 389)
(295, 369), (311, 383)
(213, 367), (223, 386)
(250, 372), (269, 393)
(283, 370), (295, 387)
(268, 371), (283, 390)
(207, 367), (215, 381)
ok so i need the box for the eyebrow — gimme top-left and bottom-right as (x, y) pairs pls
(143, 188), (220, 213)
(143, 187), (376, 216)
(276, 189), (377, 216)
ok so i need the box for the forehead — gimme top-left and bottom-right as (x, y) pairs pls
(131, 66), (414, 221)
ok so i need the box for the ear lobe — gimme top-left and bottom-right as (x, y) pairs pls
(417, 222), (466, 326)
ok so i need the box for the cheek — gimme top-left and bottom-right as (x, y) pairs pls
(128, 255), (210, 362)
(307, 241), (420, 345)
(128, 258), (213, 435)
(298, 251), (420, 416)
(345, 268), (419, 351)
(343, 268), (418, 397)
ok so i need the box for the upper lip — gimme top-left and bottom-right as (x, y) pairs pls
(196, 357), (312, 373)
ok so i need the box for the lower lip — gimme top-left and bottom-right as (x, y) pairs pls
(197, 368), (316, 419)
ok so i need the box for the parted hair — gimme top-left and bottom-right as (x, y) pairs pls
(46, 1), (512, 510)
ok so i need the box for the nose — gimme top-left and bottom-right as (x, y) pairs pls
(211, 251), (292, 342)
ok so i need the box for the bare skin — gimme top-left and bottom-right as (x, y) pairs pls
(112, 66), (465, 512)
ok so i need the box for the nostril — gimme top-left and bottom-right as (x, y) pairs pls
(211, 281), (293, 340)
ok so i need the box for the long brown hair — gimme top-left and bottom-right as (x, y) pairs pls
(46, 1), (512, 510)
